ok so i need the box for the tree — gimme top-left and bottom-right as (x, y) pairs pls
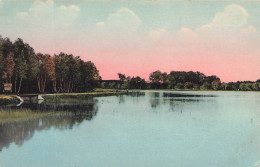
(79, 60), (101, 92)
(200, 82), (212, 90)
(0, 52), (4, 91)
(66, 55), (80, 92)
(54, 52), (70, 92)
(0, 37), (13, 91)
(195, 71), (206, 85)
(252, 83), (259, 91)
(12, 38), (34, 93)
(118, 73), (126, 82)
(149, 70), (162, 89)
(0, 36), (101, 94)
(26, 45), (39, 82)
(161, 72), (170, 89)
(211, 79), (221, 90)
(167, 73), (176, 89)
(3, 53), (15, 83)
(184, 82), (193, 89)
(37, 53), (55, 93)
(129, 76), (146, 89)
(175, 83), (184, 89)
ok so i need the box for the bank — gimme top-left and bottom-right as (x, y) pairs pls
(0, 89), (127, 105)
(0, 95), (20, 105)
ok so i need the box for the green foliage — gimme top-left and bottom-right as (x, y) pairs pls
(252, 83), (259, 91)
(118, 73), (126, 82)
(200, 82), (212, 90)
(121, 82), (129, 89)
(211, 79), (221, 90)
(0, 52), (4, 81)
(149, 70), (163, 89)
(193, 84), (200, 90)
(112, 70), (259, 91)
(174, 83), (184, 89)
(184, 82), (193, 89)
(129, 76), (146, 89)
(0, 36), (101, 94)
(239, 83), (252, 91)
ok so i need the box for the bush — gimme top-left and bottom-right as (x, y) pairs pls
(174, 83), (184, 89)
(200, 82), (212, 90)
(193, 84), (200, 90)
(184, 82), (193, 89)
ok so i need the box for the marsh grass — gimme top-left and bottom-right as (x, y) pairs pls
(0, 109), (53, 124)
(42, 89), (126, 101)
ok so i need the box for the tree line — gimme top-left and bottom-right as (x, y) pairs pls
(0, 36), (101, 94)
(104, 71), (260, 91)
(1, 36), (259, 93)
(113, 71), (222, 90)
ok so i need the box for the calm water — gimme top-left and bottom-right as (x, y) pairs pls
(0, 91), (260, 167)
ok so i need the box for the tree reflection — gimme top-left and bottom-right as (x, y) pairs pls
(127, 91), (145, 97)
(149, 92), (212, 110)
(0, 99), (98, 151)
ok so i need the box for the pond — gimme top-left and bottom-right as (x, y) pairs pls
(0, 91), (260, 167)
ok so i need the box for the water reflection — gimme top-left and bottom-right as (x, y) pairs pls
(149, 92), (214, 110)
(0, 98), (98, 151)
(127, 91), (145, 97)
(163, 92), (216, 97)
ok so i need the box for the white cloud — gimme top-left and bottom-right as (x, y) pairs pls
(96, 7), (141, 36)
(28, 0), (53, 16)
(194, 4), (257, 43)
(149, 29), (168, 38)
(16, 0), (80, 26)
(58, 5), (80, 25)
(241, 25), (256, 34)
(201, 4), (249, 29)
(59, 5), (80, 12)
(178, 27), (198, 38)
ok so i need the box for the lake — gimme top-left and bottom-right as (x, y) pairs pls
(0, 91), (260, 167)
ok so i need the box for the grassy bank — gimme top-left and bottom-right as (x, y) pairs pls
(42, 89), (126, 101)
(0, 95), (20, 105)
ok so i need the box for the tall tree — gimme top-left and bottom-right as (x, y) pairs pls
(80, 61), (101, 91)
(54, 52), (69, 92)
(3, 53), (15, 83)
(0, 52), (4, 91)
(66, 55), (80, 92)
(12, 38), (29, 93)
(37, 53), (55, 93)
(149, 70), (162, 89)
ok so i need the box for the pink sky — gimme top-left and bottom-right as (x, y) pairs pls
(5, 1), (258, 82)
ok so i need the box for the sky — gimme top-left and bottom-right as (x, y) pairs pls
(0, 0), (259, 82)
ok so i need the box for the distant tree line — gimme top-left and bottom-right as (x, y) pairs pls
(223, 80), (260, 91)
(105, 71), (260, 91)
(0, 36), (101, 94)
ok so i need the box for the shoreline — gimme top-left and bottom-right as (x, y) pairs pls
(0, 89), (127, 105)
(1, 88), (259, 105)
(42, 89), (127, 101)
(0, 95), (20, 105)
